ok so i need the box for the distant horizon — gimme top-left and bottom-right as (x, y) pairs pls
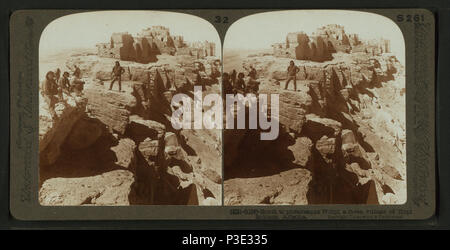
(39, 11), (221, 59)
(225, 25), (392, 50)
(40, 38), (220, 59)
(224, 10), (405, 65)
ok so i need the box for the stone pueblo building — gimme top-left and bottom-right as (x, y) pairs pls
(272, 24), (391, 62)
(96, 26), (216, 63)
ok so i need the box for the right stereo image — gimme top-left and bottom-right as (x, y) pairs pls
(222, 10), (406, 205)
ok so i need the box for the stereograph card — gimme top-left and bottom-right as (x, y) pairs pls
(9, 9), (435, 220)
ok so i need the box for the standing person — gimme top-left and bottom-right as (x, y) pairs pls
(73, 65), (81, 78)
(195, 62), (207, 90)
(230, 69), (237, 85)
(285, 60), (300, 91)
(54, 68), (61, 83)
(234, 72), (246, 94)
(71, 71), (85, 96)
(58, 71), (71, 99)
(248, 66), (257, 80)
(109, 61), (125, 91)
(210, 60), (221, 79)
(41, 71), (59, 118)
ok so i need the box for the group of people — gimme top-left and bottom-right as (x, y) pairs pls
(41, 65), (84, 118)
(222, 60), (302, 95)
(108, 60), (222, 93)
(223, 65), (260, 95)
(41, 59), (300, 118)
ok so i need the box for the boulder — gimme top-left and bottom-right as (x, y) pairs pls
(167, 165), (194, 189)
(110, 138), (136, 169)
(39, 170), (134, 206)
(340, 88), (351, 101)
(341, 129), (357, 144)
(138, 138), (160, 163)
(224, 168), (312, 205)
(287, 137), (313, 167)
(304, 114), (342, 138)
(341, 142), (365, 159)
(315, 136), (336, 163)
(381, 164), (403, 180)
(127, 115), (166, 142)
(278, 90), (312, 134)
(340, 130), (368, 167)
(164, 132), (185, 161)
(341, 162), (366, 186)
(345, 162), (367, 177)
(340, 134), (371, 170)
(202, 169), (222, 184)
(64, 118), (104, 150)
(203, 197), (220, 206)
(84, 84), (137, 134)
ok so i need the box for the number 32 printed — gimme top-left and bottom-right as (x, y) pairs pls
(214, 16), (229, 23)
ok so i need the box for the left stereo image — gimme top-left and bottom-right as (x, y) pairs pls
(38, 11), (223, 206)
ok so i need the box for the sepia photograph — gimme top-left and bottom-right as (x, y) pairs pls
(38, 11), (223, 206)
(5, 0), (442, 233)
(223, 10), (406, 205)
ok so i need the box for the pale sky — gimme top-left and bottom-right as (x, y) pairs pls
(224, 10), (405, 63)
(39, 11), (221, 57)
